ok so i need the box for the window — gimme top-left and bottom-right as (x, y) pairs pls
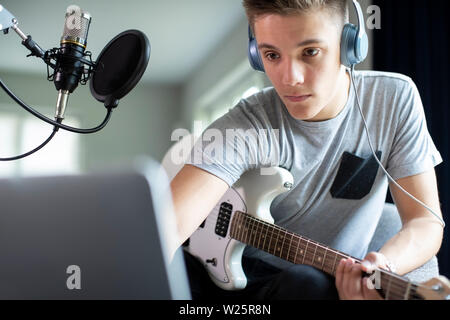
(0, 106), (80, 178)
(19, 117), (80, 177)
(0, 114), (18, 176)
(193, 60), (267, 130)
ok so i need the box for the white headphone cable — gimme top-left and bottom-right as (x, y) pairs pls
(349, 65), (445, 228)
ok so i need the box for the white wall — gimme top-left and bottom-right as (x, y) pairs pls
(180, 17), (256, 128)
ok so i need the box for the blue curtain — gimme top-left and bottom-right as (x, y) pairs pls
(372, 0), (450, 278)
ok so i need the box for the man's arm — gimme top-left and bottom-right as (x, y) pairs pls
(335, 169), (444, 300)
(379, 169), (444, 275)
(170, 164), (230, 248)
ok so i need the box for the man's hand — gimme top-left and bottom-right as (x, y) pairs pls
(335, 252), (391, 300)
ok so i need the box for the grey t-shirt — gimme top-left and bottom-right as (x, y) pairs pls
(186, 70), (442, 267)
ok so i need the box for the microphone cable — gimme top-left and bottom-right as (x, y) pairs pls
(0, 121), (60, 162)
(350, 65), (446, 228)
(0, 76), (113, 135)
(0, 76), (112, 161)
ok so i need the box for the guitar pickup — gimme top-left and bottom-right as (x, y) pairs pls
(215, 202), (233, 237)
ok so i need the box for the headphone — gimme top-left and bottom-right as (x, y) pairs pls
(248, 0), (369, 72)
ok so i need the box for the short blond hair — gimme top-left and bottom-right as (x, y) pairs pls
(243, 0), (349, 30)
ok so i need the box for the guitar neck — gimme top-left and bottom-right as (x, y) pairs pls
(230, 211), (423, 300)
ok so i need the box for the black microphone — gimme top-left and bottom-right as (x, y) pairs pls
(53, 5), (92, 121)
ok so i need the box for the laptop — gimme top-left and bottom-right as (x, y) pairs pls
(0, 158), (191, 300)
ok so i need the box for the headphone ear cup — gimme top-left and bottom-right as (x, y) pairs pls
(341, 23), (369, 68)
(248, 29), (265, 72)
(248, 38), (265, 72)
(356, 32), (369, 63)
(341, 23), (358, 67)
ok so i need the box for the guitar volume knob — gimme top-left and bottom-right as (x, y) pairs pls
(284, 182), (293, 190)
(206, 258), (217, 267)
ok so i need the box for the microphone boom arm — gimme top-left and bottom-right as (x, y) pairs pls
(3, 13), (47, 60)
(0, 4), (16, 32)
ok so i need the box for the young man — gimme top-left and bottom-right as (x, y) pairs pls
(170, 0), (444, 300)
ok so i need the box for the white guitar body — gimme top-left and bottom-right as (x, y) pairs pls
(184, 167), (294, 291)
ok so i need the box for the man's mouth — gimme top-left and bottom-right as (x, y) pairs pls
(284, 95), (312, 103)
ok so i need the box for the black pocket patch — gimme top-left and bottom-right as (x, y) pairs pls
(330, 151), (382, 200)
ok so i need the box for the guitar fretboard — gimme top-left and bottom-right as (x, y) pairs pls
(229, 211), (422, 300)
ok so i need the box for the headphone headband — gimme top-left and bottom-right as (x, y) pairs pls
(352, 0), (367, 44)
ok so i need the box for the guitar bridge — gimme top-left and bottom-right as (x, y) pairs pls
(215, 202), (233, 237)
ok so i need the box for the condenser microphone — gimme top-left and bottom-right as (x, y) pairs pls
(1, 4), (150, 161)
(53, 6), (92, 120)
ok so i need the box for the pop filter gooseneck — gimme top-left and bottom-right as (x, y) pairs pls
(90, 30), (151, 108)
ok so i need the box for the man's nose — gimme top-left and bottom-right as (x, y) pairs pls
(282, 59), (305, 86)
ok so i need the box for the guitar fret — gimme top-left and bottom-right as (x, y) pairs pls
(240, 215), (245, 242)
(380, 272), (408, 300)
(273, 227), (280, 256)
(235, 212), (240, 240)
(244, 216), (250, 244)
(268, 226), (274, 255)
(322, 250), (330, 274)
(262, 222), (269, 252)
(294, 236), (300, 264)
(235, 212), (240, 238)
(256, 218), (262, 249)
(292, 234), (300, 263)
(232, 212), (239, 239)
(404, 282), (412, 300)
(385, 275), (392, 300)
(267, 225), (273, 252)
(287, 233), (293, 262)
(321, 249), (327, 270)
(252, 220), (258, 247)
(245, 214), (251, 244)
(248, 217), (255, 247)
(302, 240), (309, 265)
(260, 222), (266, 251)
(280, 231), (286, 260)
(331, 253), (338, 275)
(298, 237), (306, 262)
(312, 245), (318, 268)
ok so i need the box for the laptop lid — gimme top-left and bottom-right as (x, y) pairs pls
(0, 158), (191, 300)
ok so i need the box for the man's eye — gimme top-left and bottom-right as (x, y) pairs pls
(304, 48), (320, 57)
(265, 52), (280, 61)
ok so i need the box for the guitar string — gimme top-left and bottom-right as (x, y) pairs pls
(232, 212), (421, 300)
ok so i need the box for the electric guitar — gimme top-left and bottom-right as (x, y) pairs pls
(184, 167), (450, 300)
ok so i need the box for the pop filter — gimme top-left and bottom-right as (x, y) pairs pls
(90, 30), (150, 108)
